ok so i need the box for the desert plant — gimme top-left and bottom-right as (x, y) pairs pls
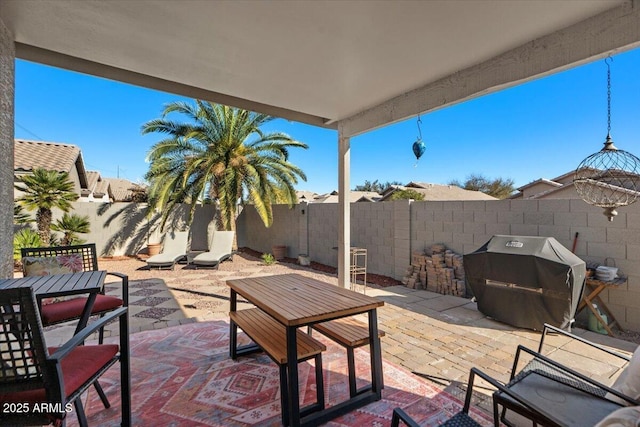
(15, 168), (79, 245)
(261, 253), (276, 265)
(14, 204), (33, 225)
(51, 213), (91, 245)
(13, 228), (41, 261)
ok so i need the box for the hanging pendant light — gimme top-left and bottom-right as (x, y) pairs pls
(574, 57), (640, 221)
(412, 115), (426, 167)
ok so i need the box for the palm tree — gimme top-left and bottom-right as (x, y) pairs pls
(51, 213), (91, 245)
(13, 204), (33, 225)
(15, 168), (79, 245)
(142, 101), (308, 231)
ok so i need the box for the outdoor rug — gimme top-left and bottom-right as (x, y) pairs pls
(69, 320), (492, 426)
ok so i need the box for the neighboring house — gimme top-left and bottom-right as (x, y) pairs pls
(378, 182), (496, 201)
(14, 139), (89, 199)
(106, 177), (146, 202)
(310, 190), (382, 203)
(511, 170), (584, 199)
(14, 139), (143, 202)
(295, 190), (319, 203)
(81, 171), (112, 202)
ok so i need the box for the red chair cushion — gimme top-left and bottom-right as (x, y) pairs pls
(40, 295), (123, 325)
(0, 345), (119, 405)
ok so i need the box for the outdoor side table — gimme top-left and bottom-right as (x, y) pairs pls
(577, 276), (627, 336)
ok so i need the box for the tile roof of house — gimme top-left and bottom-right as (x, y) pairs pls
(14, 139), (81, 173)
(104, 178), (139, 202)
(380, 183), (496, 201)
(311, 191), (382, 203)
(296, 190), (319, 202)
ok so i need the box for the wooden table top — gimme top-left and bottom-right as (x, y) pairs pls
(227, 273), (384, 327)
(0, 271), (107, 299)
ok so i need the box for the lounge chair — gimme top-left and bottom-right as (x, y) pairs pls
(191, 230), (234, 269)
(393, 323), (639, 427)
(146, 230), (190, 270)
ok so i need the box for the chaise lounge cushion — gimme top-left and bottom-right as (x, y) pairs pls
(146, 231), (189, 269)
(594, 406), (640, 427)
(606, 346), (640, 405)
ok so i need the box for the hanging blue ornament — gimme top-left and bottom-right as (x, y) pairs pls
(413, 139), (426, 160)
(412, 115), (426, 167)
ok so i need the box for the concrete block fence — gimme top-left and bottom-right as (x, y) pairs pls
(237, 199), (640, 332)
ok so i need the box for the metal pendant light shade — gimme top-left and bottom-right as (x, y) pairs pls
(574, 136), (640, 221)
(574, 58), (640, 221)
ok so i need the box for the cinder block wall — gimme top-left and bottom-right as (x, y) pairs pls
(44, 202), (217, 257)
(236, 204), (302, 258)
(237, 199), (640, 331)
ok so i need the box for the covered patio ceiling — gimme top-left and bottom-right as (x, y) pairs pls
(2, 0), (639, 137)
(2, 0), (640, 285)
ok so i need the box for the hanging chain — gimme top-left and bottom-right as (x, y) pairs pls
(605, 56), (612, 135)
(416, 115), (423, 140)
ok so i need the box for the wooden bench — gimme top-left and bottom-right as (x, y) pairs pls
(310, 316), (385, 397)
(229, 308), (325, 425)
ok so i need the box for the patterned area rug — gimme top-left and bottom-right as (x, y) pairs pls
(69, 321), (492, 426)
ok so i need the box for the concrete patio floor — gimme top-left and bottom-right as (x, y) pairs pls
(41, 251), (637, 419)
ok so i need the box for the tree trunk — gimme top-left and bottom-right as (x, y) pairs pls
(36, 208), (52, 246)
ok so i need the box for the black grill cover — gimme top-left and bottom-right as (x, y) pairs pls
(464, 235), (586, 330)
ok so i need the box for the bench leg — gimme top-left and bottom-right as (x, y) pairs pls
(229, 320), (238, 359)
(279, 365), (290, 426)
(347, 347), (357, 398)
(315, 354), (325, 411)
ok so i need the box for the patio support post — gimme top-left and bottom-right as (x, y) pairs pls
(337, 127), (350, 289)
(0, 17), (14, 279)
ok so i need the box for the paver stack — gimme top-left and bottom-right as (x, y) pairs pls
(402, 244), (466, 296)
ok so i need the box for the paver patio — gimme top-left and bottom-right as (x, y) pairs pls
(38, 251), (638, 419)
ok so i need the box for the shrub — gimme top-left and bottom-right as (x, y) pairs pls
(13, 228), (41, 261)
(261, 253), (276, 265)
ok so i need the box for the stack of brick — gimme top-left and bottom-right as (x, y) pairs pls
(402, 244), (466, 296)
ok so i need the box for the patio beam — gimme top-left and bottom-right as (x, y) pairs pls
(338, 0), (640, 138)
(0, 16), (14, 279)
(337, 128), (350, 289)
(15, 44), (337, 131)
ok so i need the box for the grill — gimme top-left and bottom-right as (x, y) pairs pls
(463, 235), (586, 331)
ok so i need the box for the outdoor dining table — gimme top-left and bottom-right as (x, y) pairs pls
(0, 270), (107, 334)
(227, 273), (385, 427)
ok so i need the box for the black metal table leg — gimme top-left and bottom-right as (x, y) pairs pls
(286, 325), (300, 426)
(368, 309), (383, 398)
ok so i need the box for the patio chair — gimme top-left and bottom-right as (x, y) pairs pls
(393, 323), (640, 427)
(21, 243), (129, 344)
(392, 367), (531, 427)
(0, 286), (130, 427)
(146, 230), (190, 270)
(493, 323), (639, 427)
(191, 230), (235, 269)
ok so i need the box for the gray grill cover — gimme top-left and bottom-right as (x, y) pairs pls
(464, 235), (586, 330)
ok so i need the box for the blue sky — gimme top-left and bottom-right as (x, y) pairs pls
(14, 47), (640, 194)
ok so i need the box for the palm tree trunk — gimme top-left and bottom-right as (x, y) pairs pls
(36, 208), (52, 246)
